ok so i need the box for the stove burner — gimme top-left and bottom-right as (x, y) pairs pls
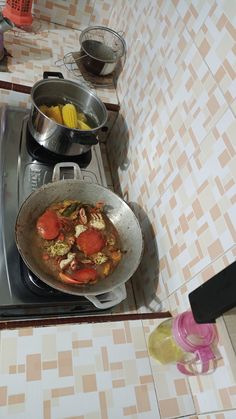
(21, 263), (58, 297)
(26, 127), (92, 167)
(20, 261), (80, 299)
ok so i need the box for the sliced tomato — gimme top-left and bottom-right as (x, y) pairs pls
(76, 229), (106, 256)
(59, 268), (97, 284)
(59, 272), (80, 284)
(36, 210), (60, 240)
(70, 268), (97, 283)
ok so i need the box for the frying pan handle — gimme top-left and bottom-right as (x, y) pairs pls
(85, 285), (127, 309)
(52, 162), (82, 182)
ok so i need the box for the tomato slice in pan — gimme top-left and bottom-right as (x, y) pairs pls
(59, 268), (97, 284)
(36, 210), (60, 240)
(76, 229), (106, 256)
(71, 268), (98, 283)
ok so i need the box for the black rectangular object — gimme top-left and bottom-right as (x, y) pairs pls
(189, 261), (236, 324)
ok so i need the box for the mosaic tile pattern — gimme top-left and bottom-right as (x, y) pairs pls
(1, 318), (235, 418)
(188, 326), (236, 414)
(107, 0), (236, 311)
(198, 412), (236, 419)
(166, 246), (236, 316)
(106, 1), (236, 414)
(1, 19), (118, 104)
(0, 321), (161, 419)
(32, 0), (113, 29)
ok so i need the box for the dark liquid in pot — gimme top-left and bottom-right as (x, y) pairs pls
(81, 40), (117, 75)
(82, 40), (117, 62)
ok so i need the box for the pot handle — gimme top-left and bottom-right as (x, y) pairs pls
(43, 71), (64, 79)
(85, 285), (127, 309)
(52, 162), (82, 182)
(77, 134), (98, 146)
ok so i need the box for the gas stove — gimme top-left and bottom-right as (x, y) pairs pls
(0, 105), (126, 321)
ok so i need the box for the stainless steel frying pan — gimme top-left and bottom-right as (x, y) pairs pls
(15, 163), (143, 306)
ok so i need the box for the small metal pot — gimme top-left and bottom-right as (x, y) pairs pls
(28, 72), (108, 156)
(79, 26), (126, 76)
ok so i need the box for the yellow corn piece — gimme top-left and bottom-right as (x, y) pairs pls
(39, 105), (49, 115)
(77, 112), (87, 123)
(47, 106), (63, 124)
(62, 103), (78, 129)
(77, 119), (91, 130)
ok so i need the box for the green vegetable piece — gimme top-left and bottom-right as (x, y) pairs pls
(62, 202), (78, 217)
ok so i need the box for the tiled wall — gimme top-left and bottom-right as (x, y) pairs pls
(104, 8), (236, 416)
(32, 0), (114, 29)
(105, 0), (236, 314)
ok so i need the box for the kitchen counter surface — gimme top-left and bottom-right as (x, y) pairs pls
(1, 318), (236, 419)
(0, 18), (119, 105)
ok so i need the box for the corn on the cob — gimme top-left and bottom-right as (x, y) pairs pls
(77, 112), (87, 123)
(77, 119), (91, 130)
(47, 106), (63, 124)
(62, 104), (78, 129)
(39, 105), (49, 115)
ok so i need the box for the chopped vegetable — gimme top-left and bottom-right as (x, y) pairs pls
(91, 252), (108, 265)
(47, 241), (71, 257)
(36, 201), (122, 286)
(62, 202), (78, 217)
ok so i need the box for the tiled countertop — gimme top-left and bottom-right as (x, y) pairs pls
(1, 18), (119, 105)
(0, 318), (236, 419)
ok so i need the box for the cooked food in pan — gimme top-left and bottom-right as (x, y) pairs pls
(36, 200), (123, 285)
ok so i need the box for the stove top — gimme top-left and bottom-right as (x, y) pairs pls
(0, 105), (126, 320)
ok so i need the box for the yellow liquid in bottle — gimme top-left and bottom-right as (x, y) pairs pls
(148, 321), (185, 364)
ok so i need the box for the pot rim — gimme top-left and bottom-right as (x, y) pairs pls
(79, 25), (126, 63)
(30, 77), (108, 132)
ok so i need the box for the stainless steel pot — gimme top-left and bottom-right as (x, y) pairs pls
(79, 26), (126, 76)
(28, 72), (108, 156)
(15, 163), (144, 304)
